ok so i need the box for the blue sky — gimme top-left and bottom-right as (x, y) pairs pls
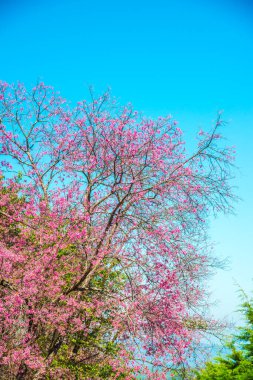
(1, 0), (253, 323)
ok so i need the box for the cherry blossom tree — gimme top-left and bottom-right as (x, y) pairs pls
(0, 81), (235, 379)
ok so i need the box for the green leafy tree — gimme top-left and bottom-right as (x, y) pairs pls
(193, 292), (253, 379)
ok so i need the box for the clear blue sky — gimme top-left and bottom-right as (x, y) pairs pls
(1, 0), (253, 323)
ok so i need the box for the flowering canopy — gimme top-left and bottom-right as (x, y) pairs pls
(0, 82), (235, 379)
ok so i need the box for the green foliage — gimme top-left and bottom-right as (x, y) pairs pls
(44, 251), (129, 378)
(193, 291), (253, 379)
(48, 335), (130, 379)
(0, 182), (23, 244)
